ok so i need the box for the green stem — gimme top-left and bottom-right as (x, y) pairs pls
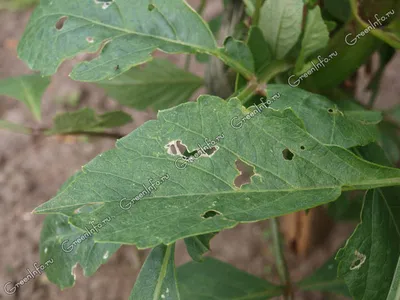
(234, 60), (292, 104)
(270, 218), (292, 300)
(185, 0), (207, 71)
(253, 0), (263, 26)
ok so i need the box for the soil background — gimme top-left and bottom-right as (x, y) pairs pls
(0, 1), (399, 299)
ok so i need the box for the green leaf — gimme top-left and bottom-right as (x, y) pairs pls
(0, 74), (50, 121)
(259, 0), (304, 59)
(336, 144), (400, 300)
(46, 108), (132, 135)
(184, 233), (216, 262)
(378, 122), (400, 165)
(40, 214), (120, 289)
(268, 85), (381, 148)
(327, 192), (363, 221)
(221, 37), (255, 75)
(129, 244), (180, 300)
(18, 0), (254, 81)
(295, 6), (330, 71)
(0, 119), (30, 134)
(298, 254), (350, 296)
(178, 258), (283, 299)
(323, 0), (351, 22)
(98, 59), (203, 110)
(248, 26), (273, 74)
(33, 94), (400, 248)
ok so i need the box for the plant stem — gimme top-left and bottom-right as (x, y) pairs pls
(253, 0), (263, 26)
(185, 0), (207, 71)
(270, 218), (293, 300)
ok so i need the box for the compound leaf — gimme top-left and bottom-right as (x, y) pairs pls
(259, 0), (304, 59)
(98, 59), (203, 110)
(0, 74), (50, 121)
(129, 244), (180, 300)
(178, 258), (282, 299)
(34, 94), (400, 248)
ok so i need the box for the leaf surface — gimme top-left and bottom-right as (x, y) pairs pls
(18, 0), (254, 81)
(259, 0), (303, 59)
(0, 74), (50, 120)
(178, 258), (282, 299)
(98, 59), (203, 110)
(129, 244), (180, 300)
(184, 233), (216, 262)
(34, 94), (400, 248)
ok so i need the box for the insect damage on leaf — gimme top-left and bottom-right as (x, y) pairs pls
(350, 250), (367, 270)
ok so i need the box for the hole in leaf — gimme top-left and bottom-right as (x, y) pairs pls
(55, 16), (68, 30)
(282, 148), (294, 161)
(86, 37), (94, 43)
(328, 108), (334, 113)
(300, 145), (305, 150)
(234, 159), (255, 188)
(148, 4), (155, 11)
(176, 141), (188, 155)
(350, 250), (366, 270)
(202, 210), (221, 219)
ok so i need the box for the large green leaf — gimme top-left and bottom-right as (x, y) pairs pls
(259, 0), (303, 59)
(268, 85), (381, 148)
(18, 0), (254, 81)
(40, 214), (120, 289)
(336, 144), (400, 300)
(0, 74), (50, 120)
(98, 59), (203, 110)
(178, 258), (283, 299)
(298, 254), (350, 296)
(129, 244), (180, 300)
(46, 108), (132, 135)
(295, 6), (329, 71)
(33, 93), (400, 248)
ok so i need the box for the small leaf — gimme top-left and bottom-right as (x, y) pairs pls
(184, 233), (216, 262)
(33, 94), (400, 248)
(178, 258), (283, 299)
(259, 0), (304, 59)
(298, 254), (350, 296)
(46, 108), (131, 135)
(0, 74), (50, 121)
(129, 244), (180, 300)
(98, 59), (203, 110)
(295, 6), (330, 71)
(40, 214), (120, 289)
(0, 119), (30, 134)
(248, 26), (273, 74)
(220, 37), (255, 75)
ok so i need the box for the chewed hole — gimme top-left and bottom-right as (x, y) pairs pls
(300, 145), (305, 150)
(176, 141), (188, 155)
(202, 210), (221, 219)
(350, 250), (366, 270)
(86, 37), (94, 43)
(234, 159), (255, 188)
(55, 16), (68, 30)
(282, 148), (294, 161)
(328, 108), (334, 113)
(148, 4), (155, 11)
